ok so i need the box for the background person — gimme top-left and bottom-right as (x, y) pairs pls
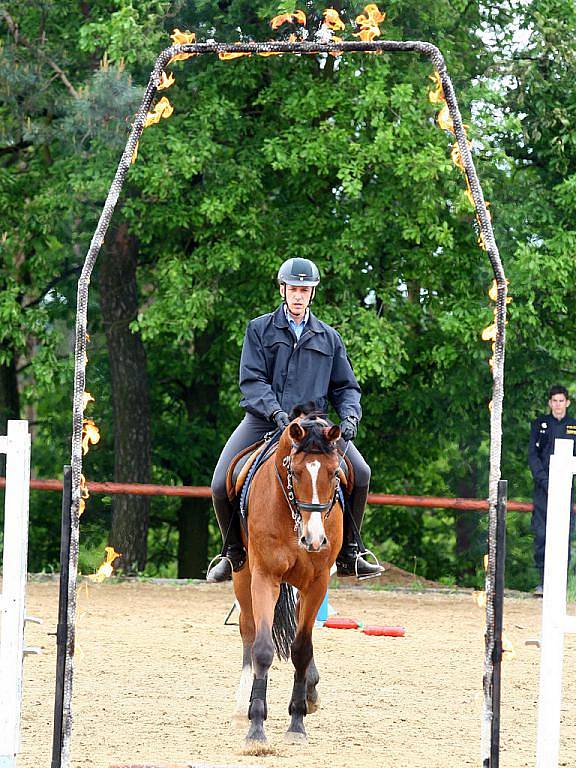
(528, 384), (576, 595)
(207, 257), (384, 583)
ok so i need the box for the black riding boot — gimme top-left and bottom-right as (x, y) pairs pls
(206, 495), (246, 583)
(336, 485), (385, 578)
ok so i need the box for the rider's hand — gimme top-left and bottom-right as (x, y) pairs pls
(272, 410), (290, 430)
(339, 415), (358, 442)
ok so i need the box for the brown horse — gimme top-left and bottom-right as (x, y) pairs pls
(232, 414), (345, 746)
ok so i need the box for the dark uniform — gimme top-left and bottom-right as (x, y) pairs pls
(528, 414), (576, 580)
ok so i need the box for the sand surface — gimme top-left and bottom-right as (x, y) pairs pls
(16, 579), (576, 768)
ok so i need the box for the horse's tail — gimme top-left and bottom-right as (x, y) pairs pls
(272, 582), (297, 661)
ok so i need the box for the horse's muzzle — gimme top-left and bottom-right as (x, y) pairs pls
(299, 534), (329, 552)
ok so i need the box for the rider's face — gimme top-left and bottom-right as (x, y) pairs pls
(281, 284), (313, 321)
(549, 394), (570, 420)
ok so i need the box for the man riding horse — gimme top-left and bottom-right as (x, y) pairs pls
(207, 257), (384, 582)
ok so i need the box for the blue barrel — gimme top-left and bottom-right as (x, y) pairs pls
(316, 590), (329, 623)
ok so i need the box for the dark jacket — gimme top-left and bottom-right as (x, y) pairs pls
(528, 414), (576, 490)
(239, 305), (362, 422)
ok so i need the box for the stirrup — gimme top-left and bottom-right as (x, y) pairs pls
(207, 552), (232, 571)
(207, 546), (246, 577)
(206, 553), (233, 583)
(355, 548), (385, 581)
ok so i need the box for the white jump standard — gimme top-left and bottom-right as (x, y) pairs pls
(536, 437), (576, 767)
(0, 421), (32, 768)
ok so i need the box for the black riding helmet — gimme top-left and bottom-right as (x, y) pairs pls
(277, 258), (320, 287)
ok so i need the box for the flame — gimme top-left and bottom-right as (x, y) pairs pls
(168, 31), (197, 64)
(488, 278), (512, 304)
(481, 323), (497, 342)
(218, 49), (251, 61)
(143, 97), (174, 128)
(354, 4), (386, 40)
(270, 10), (307, 29)
(502, 632), (516, 660)
(357, 3), (386, 24)
(82, 391), (95, 411)
(323, 8), (345, 30)
(483, 554), (489, 570)
(428, 71), (444, 104)
(483, 281), (512, 371)
(473, 590), (487, 608)
(436, 103), (455, 133)
(477, 227), (487, 251)
(89, 546), (122, 583)
(170, 29), (196, 45)
(451, 139), (473, 172)
(79, 473), (90, 517)
(131, 140), (139, 165)
(81, 418), (101, 455)
(157, 71), (175, 90)
(169, 51), (197, 63)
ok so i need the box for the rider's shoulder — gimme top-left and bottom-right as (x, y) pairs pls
(307, 311), (333, 333)
(247, 310), (276, 329)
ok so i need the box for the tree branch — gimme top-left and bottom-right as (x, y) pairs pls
(0, 9), (80, 99)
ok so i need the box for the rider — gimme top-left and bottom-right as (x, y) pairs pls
(207, 257), (384, 582)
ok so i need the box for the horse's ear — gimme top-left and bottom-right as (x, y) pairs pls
(289, 422), (305, 442)
(325, 425), (341, 443)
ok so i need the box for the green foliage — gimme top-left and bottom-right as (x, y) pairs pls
(2, 0), (575, 590)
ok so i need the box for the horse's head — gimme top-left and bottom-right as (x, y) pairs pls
(282, 416), (342, 552)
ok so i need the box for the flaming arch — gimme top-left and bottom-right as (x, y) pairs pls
(55, 10), (508, 768)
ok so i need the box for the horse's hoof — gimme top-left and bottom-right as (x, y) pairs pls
(285, 729), (307, 744)
(243, 737), (273, 756)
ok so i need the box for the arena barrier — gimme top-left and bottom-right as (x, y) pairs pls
(536, 438), (576, 767)
(0, 421), (32, 768)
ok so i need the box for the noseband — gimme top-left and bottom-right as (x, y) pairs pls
(275, 451), (341, 534)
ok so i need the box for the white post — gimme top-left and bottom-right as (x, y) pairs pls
(536, 438), (576, 768)
(0, 421), (31, 768)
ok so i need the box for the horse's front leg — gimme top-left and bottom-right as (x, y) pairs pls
(232, 568), (255, 727)
(245, 570), (279, 746)
(286, 575), (328, 743)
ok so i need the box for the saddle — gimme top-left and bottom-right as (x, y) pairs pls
(225, 439), (354, 505)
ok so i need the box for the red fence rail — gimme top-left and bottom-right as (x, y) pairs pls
(0, 477), (533, 512)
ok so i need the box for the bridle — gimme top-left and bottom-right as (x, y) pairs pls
(274, 449), (341, 535)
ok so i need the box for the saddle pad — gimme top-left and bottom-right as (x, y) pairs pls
(226, 440), (265, 502)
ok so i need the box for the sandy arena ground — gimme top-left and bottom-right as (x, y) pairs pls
(16, 579), (576, 768)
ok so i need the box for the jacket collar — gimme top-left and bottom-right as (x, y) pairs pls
(273, 304), (324, 333)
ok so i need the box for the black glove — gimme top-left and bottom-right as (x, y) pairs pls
(340, 415), (358, 442)
(272, 410), (290, 430)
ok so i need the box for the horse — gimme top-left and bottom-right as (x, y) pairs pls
(232, 414), (346, 747)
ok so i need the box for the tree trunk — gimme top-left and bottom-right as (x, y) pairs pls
(455, 462), (480, 582)
(98, 222), (151, 573)
(0, 355), (20, 474)
(177, 496), (211, 579)
(176, 328), (222, 578)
